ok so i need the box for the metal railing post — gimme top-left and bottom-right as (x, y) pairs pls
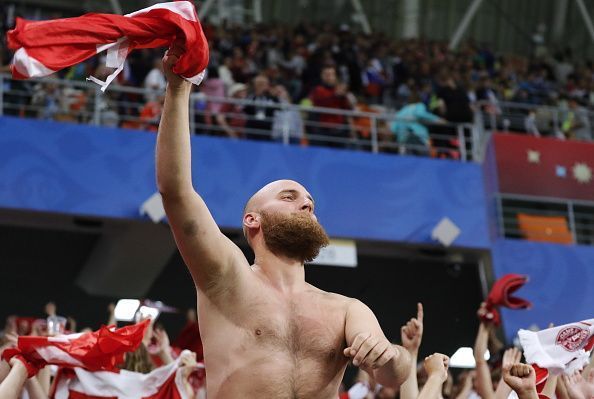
(0, 74), (4, 116)
(457, 124), (467, 161)
(281, 102), (290, 145)
(92, 88), (101, 126)
(495, 193), (505, 238)
(370, 116), (379, 153)
(568, 201), (577, 243)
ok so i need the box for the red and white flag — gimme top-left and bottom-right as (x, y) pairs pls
(519, 318), (594, 375)
(7, 1), (209, 91)
(51, 350), (205, 399)
(13, 320), (149, 372)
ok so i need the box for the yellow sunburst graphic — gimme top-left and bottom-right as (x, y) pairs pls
(572, 162), (593, 184)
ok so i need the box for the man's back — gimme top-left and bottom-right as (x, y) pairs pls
(197, 270), (350, 398)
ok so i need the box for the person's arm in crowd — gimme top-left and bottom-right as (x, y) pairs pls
(25, 375), (49, 399)
(418, 354), (449, 399)
(107, 303), (116, 327)
(214, 114), (239, 138)
(35, 366), (51, 395)
(494, 347), (522, 399)
(156, 47), (247, 293)
(562, 370), (594, 399)
(344, 299), (411, 389)
(154, 328), (174, 365)
(473, 323), (495, 399)
(400, 303), (424, 399)
(0, 359), (10, 382)
(455, 371), (475, 399)
(0, 358), (29, 399)
(178, 351), (199, 399)
(503, 363), (539, 399)
(541, 374), (559, 399)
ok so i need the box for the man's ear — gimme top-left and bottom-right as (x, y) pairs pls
(243, 212), (260, 231)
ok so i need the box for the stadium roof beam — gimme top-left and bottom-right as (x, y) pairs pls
(552, 0), (569, 43)
(575, 0), (594, 44)
(198, 0), (217, 19)
(350, 0), (372, 34)
(108, 0), (122, 15)
(449, 0), (484, 50)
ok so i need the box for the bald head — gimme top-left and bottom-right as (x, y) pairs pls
(242, 180), (316, 242)
(244, 180), (311, 215)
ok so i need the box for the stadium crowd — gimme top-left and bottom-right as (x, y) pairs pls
(1, 7), (593, 150)
(1, 299), (592, 398)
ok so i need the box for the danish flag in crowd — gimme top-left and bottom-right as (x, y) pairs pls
(519, 318), (594, 375)
(3, 320), (150, 373)
(7, 1), (209, 91)
(50, 350), (205, 399)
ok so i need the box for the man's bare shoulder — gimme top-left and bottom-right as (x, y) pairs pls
(305, 284), (356, 306)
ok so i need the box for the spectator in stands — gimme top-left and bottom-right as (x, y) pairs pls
(308, 65), (355, 147)
(217, 57), (235, 91)
(215, 82), (248, 138)
(563, 97), (592, 141)
(271, 84), (304, 144)
(138, 94), (165, 132)
(144, 58), (167, 102)
(243, 74), (279, 140)
(391, 91), (445, 156)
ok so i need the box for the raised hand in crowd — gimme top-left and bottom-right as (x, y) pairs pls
(503, 363), (538, 399)
(454, 370), (475, 399)
(151, 327), (174, 365)
(418, 354), (449, 399)
(562, 370), (594, 399)
(400, 303), (424, 399)
(0, 357), (30, 399)
(107, 303), (116, 326)
(495, 347), (522, 399)
(474, 302), (495, 399)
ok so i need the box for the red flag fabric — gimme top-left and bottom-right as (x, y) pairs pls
(12, 320), (149, 372)
(51, 350), (205, 399)
(493, 133), (594, 201)
(480, 273), (531, 326)
(7, 1), (209, 91)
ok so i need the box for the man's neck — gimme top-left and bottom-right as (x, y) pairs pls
(252, 250), (306, 294)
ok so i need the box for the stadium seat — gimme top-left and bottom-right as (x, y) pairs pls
(517, 213), (574, 244)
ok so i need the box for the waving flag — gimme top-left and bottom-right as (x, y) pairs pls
(7, 1), (209, 91)
(519, 318), (594, 375)
(51, 350), (205, 399)
(8, 320), (150, 372)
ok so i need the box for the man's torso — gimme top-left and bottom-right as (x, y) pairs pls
(197, 272), (351, 398)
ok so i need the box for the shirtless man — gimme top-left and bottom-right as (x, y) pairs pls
(156, 48), (410, 398)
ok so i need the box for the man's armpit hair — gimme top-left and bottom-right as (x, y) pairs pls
(182, 219), (199, 236)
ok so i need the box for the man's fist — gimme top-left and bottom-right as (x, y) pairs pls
(503, 363), (537, 397)
(344, 332), (396, 371)
(162, 45), (189, 90)
(401, 303), (424, 353)
(424, 353), (449, 382)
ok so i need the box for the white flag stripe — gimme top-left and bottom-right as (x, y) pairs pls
(12, 48), (56, 78)
(35, 345), (85, 367)
(125, 1), (197, 22)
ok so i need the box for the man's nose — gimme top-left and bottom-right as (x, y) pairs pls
(300, 201), (313, 213)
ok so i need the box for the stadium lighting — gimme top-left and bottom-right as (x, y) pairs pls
(449, 347), (490, 368)
(113, 299), (141, 321)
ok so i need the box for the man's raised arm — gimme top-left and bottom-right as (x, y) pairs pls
(156, 48), (246, 291)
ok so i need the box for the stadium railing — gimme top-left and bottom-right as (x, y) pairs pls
(477, 100), (594, 140)
(497, 193), (594, 245)
(0, 73), (475, 161)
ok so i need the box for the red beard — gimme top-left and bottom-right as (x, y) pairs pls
(260, 210), (330, 263)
